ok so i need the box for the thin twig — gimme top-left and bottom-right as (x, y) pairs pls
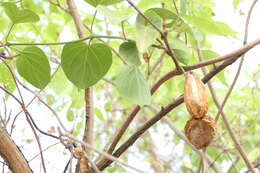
(28, 142), (60, 162)
(126, 0), (185, 73)
(9, 65), (60, 136)
(66, 134), (145, 173)
(5, 24), (14, 42)
(90, 10), (97, 34)
(83, 154), (101, 173)
(126, 0), (163, 35)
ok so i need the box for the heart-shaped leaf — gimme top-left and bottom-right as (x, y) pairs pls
(115, 65), (151, 105)
(16, 46), (51, 89)
(148, 8), (179, 27)
(61, 42), (112, 89)
(2, 2), (39, 24)
(171, 39), (191, 65)
(84, 0), (123, 7)
(135, 10), (162, 53)
(119, 42), (141, 66)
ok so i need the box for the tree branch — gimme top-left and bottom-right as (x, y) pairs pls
(0, 123), (32, 173)
(67, 0), (94, 172)
(126, 0), (185, 72)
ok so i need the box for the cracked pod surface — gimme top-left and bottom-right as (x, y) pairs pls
(184, 71), (208, 118)
(184, 116), (216, 149)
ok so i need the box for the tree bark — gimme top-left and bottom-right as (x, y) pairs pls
(0, 124), (32, 173)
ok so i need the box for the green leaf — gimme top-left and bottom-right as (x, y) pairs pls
(61, 42), (112, 89)
(184, 15), (237, 37)
(48, 68), (72, 94)
(84, 0), (123, 7)
(94, 108), (104, 121)
(201, 50), (219, 60)
(2, 2), (39, 24)
(0, 62), (16, 93)
(135, 10), (162, 53)
(233, 0), (245, 9)
(73, 121), (84, 136)
(16, 46), (51, 89)
(119, 42), (141, 66)
(171, 39), (191, 65)
(97, 6), (132, 25)
(201, 50), (228, 86)
(148, 8), (179, 27)
(66, 107), (74, 121)
(70, 87), (84, 108)
(180, 0), (187, 15)
(173, 49), (190, 65)
(115, 65), (151, 105)
(217, 71), (228, 86)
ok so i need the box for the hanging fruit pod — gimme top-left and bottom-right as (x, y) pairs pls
(184, 115), (216, 149)
(184, 71), (208, 119)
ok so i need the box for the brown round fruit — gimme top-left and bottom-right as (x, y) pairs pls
(184, 116), (216, 149)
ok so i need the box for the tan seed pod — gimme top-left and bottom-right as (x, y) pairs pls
(184, 71), (208, 119)
(184, 116), (216, 149)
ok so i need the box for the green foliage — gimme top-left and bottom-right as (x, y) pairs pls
(135, 10), (162, 53)
(148, 8), (179, 27)
(233, 0), (245, 9)
(66, 107), (74, 121)
(96, 6), (133, 24)
(115, 65), (151, 105)
(171, 39), (191, 65)
(84, 0), (123, 7)
(184, 15), (237, 37)
(61, 42), (112, 89)
(94, 107), (104, 121)
(16, 46), (51, 89)
(119, 41), (141, 66)
(0, 62), (15, 93)
(48, 68), (72, 94)
(2, 2), (39, 24)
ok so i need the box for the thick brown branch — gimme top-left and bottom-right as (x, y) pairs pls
(0, 124), (32, 173)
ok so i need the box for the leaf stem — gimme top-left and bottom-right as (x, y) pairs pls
(5, 23), (14, 42)
(6, 35), (130, 46)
